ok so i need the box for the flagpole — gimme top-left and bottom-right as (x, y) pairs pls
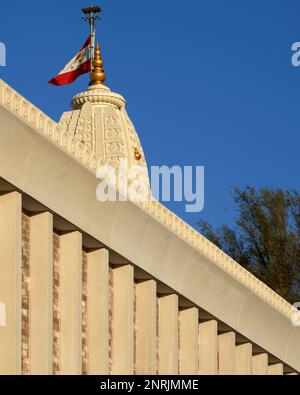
(82, 5), (101, 80)
(91, 20), (94, 78)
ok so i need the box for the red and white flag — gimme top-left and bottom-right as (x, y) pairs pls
(48, 36), (91, 86)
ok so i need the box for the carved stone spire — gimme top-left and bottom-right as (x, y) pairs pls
(89, 43), (106, 86)
(59, 34), (148, 184)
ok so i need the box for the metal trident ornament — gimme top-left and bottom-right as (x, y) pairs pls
(82, 5), (102, 77)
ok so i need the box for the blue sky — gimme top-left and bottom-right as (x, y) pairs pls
(1, 0), (300, 230)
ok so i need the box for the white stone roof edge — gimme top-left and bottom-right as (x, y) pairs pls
(0, 78), (297, 322)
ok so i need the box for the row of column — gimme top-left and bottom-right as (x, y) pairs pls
(138, 292), (284, 375)
(0, 192), (294, 375)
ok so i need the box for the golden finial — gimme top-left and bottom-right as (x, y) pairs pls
(90, 43), (106, 86)
(134, 148), (142, 162)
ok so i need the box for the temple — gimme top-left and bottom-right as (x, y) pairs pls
(0, 30), (299, 376)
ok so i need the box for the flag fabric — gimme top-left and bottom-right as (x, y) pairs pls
(48, 36), (91, 86)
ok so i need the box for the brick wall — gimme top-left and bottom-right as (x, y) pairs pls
(21, 213), (30, 375)
(82, 251), (88, 375)
(53, 233), (60, 374)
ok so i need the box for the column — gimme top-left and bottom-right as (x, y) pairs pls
(158, 294), (179, 375)
(135, 279), (157, 375)
(87, 249), (109, 375)
(60, 231), (82, 375)
(252, 353), (268, 375)
(235, 343), (252, 375)
(199, 320), (218, 375)
(111, 265), (134, 375)
(0, 192), (22, 374)
(30, 212), (53, 374)
(218, 332), (236, 375)
(268, 363), (283, 375)
(179, 307), (199, 375)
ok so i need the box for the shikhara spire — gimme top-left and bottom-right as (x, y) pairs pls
(57, 2), (148, 186)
